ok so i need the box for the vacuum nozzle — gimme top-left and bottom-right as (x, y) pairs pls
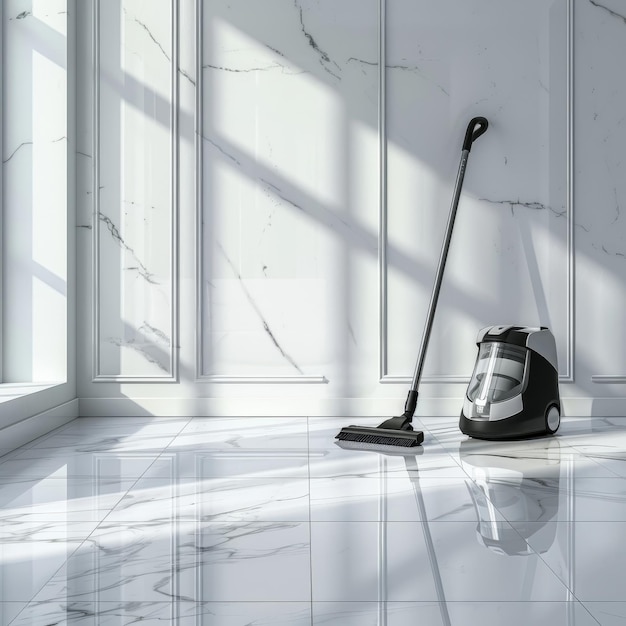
(336, 425), (424, 447)
(335, 390), (423, 447)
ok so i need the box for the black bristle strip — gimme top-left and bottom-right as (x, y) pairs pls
(336, 431), (418, 447)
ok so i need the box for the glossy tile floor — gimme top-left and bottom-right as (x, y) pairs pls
(1, 415), (626, 624)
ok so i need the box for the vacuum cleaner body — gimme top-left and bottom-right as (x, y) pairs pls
(459, 325), (560, 440)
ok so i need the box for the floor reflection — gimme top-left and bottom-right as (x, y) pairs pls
(459, 439), (561, 556)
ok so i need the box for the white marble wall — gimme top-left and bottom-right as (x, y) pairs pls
(74, 0), (626, 415)
(2, 0), (68, 383)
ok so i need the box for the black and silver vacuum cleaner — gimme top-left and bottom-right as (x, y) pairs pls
(459, 325), (561, 440)
(336, 117), (489, 447)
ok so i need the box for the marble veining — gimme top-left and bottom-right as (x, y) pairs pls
(589, 0), (626, 23)
(123, 7), (171, 62)
(295, 0), (342, 79)
(480, 197), (567, 219)
(98, 213), (158, 285)
(218, 243), (305, 374)
(202, 135), (242, 165)
(2, 141), (33, 163)
(387, 62), (450, 96)
(104, 337), (170, 372)
(203, 60), (303, 75)
(139, 321), (171, 346)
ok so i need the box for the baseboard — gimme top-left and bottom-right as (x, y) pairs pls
(0, 398), (79, 457)
(78, 396), (624, 418)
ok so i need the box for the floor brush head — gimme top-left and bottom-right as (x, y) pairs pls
(335, 425), (424, 447)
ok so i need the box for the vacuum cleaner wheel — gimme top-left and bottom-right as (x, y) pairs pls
(546, 405), (560, 435)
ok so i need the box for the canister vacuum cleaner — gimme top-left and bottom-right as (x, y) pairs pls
(459, 325), (561, 439)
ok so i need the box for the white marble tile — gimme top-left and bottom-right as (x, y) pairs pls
(0, 447), (31, 467)
(22, 432), (178, 454)
(31, 523), (193, 604)
(310, 476), (488, 522)
(7, 602), (174, 625)
(310, 521), (569, 601)
(0, 452), (160, 480)
(424, 417), (626, 465)
(582, 603), (626, 626)
(54, 417), (191, 436)
(176, 602), (311, 625)
(519, 521), (626, 601)
(105, 476), (310, 523)
(9, 601), (312, 625)
(24, 417), (189, 451)
(311, 601), (600, 626)
(564, 417), (626, 451)
(146, 445), (311, 480)
(578, 456), (626, 479)
(564, 419), (626, 477)
(464, 477), (561, 533)
(189, 522), (312, 602)
(0, 603), (27, 626)
(33, 521), (312, 603)
(424, 418), (574, 456)
(0, 448), (18, 462)
(0, 531), (83, 602)
(481, 475), (626, 523)
(431, 426), (624, 479)
(158, 417), (311, 478)
(0, 521), (100, 544)
(178, 416), (309, 444)
(0, 476), (133, 524)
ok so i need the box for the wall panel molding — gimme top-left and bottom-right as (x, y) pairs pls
(378, 0), (576, 385)
(565, 0), (575, 382)
(591, 376), (626, 384)
(92, 0), (179, 383)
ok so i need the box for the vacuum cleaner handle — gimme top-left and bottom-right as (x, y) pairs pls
(462, 117), (489, 152)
